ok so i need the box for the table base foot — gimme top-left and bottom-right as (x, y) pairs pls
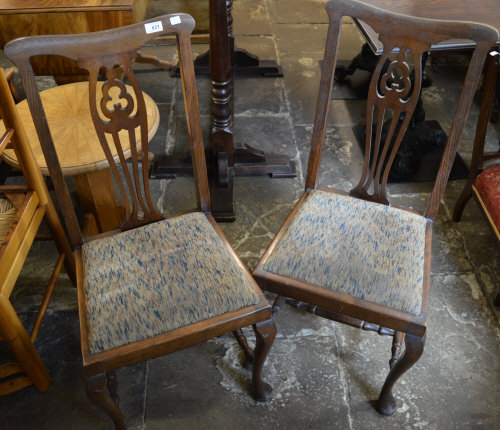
(150, 145), (296, 221)
(150, 146), (296, 180)
(171, 49), (283, 78)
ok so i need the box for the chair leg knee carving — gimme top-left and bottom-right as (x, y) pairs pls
(378, 333), (426, 416)
(252, 319), (277, 402)
(85, 370), (126, 430)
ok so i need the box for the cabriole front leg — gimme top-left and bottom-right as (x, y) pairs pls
(377, 333), (426, 416)
(84, 368), (126, 429)
(251, 319), (277, 402)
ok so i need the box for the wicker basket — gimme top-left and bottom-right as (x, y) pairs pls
(0, 197), (17, 243)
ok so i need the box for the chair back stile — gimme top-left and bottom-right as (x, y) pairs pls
(306, 0), (498, 216)
(253, 0), (499, 418)
(2, 14), (278, 425)
(5, 14), (211, 247)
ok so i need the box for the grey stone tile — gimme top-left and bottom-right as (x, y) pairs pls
(145, 326), (351, 429)
(10, 240), (77, 312)
(267, 0), (329, 24)
(154, 107), (211, 154)
(279, 51), (366, 125)
(233, 116), (296, 157)
(148, 103), (175, 155)
(0, 311), (107, 430)
(220, 175), (303, 269)
(232, 34), (278, 64)
(334, 274), (500, 430)
(294, 125), (364, 191)
(272, 23), (328, 55)
(234, 75), (287, 116)
(272, 21), (363, 58)
(1, 0), (499, 428)
(233, 0), (272, 36)
(158, 177), (198, 214)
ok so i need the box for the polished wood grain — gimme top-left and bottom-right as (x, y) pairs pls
(0, 0), (141, 13)
(5, 15), (275, 427)
(360, 0), (500, 34)
(0, 0), (148, 77)
(253, 0), (498, 418)
(0, 81), (159, 233)
(2, 82), (159, 176)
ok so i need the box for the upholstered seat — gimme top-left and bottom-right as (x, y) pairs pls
(6, 15), (277, 426)
(474, 164), (500, 232)
(263, 190), (427, 316)
(82, 212), (259, 354)
(253, 0), (497, 418)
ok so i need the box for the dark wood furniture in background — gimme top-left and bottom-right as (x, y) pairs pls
(0, 0), (293, 221)
(0, 0), (149, 82)
(170, 0), (283, 77)
(5, 14), (276, 429)
(0, 67), (75, 396)
(453, 52), (500, 244)
(152, 0), (295, 221)
(253, 0), (497, 417)
(334, 0), (500, 183)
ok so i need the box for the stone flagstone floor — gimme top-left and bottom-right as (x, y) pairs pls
(0, 1), (499, 429)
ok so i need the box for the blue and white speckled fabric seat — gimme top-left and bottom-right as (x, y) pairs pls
(263, 190), (427, 316)
(82, 212), (259, 354)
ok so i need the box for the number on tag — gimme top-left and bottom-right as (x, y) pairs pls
(145, 21), (163, 34)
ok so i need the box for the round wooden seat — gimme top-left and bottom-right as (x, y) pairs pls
(2, 81), (159, 175)
(1, 81), (160, 233)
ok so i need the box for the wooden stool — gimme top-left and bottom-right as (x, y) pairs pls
(0, 67), (75, 395)
(2, 81), (159, 234)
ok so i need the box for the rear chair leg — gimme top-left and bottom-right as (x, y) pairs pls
(252, 319), (277, 402)
(389, 331), (404, 369)
(272, 295), (286, 319)
(233, 329), (254, 368)
(84, 369), (126, 429)
(377, 333), (425, 416)
(106, 370), (120, 406)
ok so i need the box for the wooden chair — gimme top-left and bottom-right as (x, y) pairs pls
(0, 67), (75, 396)
(252, 0), (498, 417)
(453, 52), (500, 244)
(5, 13), (276, 429)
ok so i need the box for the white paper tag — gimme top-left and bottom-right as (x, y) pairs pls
(144, 21), (163, 34)
(490, 50), (499, 57)
(170, 16), (181, 25)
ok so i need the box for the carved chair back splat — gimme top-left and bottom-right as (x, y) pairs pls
(5, 14), (276, 429)
(254, 0), (498, 417)
(307, 1), (497, 217)
(6, 14), (211, 247)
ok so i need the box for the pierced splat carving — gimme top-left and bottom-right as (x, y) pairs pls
(86, 63), (163, 230)
(350, 44), (426, 204)
(101, 79), (135, 123)
(379, 59), (411, 100)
